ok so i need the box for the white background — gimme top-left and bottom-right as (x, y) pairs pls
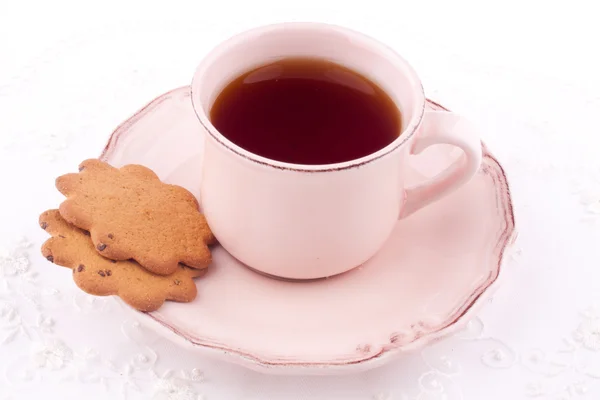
(1, 0), (600, 399)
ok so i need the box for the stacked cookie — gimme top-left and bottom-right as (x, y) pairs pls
(39, 159), (216, 312)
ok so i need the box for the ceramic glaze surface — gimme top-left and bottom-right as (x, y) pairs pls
(100, 86), (514, 372)
(190, 23), (483, 279)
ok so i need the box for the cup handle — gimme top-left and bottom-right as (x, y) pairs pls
(399, 110), (482, 219)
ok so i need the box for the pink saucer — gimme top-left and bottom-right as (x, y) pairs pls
(100, 86), (515, 374)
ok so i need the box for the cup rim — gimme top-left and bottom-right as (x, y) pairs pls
(191, 22), (425, 173)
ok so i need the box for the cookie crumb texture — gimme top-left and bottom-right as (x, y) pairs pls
(39, 210), (207, 312)
(55, 159), (216, 275)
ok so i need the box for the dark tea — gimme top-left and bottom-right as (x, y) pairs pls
(209, 58), (401, 165)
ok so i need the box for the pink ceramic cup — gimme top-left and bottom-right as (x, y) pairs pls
(191, 22), (482, 280)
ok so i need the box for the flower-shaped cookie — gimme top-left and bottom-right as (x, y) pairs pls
(40, 209), (206, 312)
(55, 159), (215, 275)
